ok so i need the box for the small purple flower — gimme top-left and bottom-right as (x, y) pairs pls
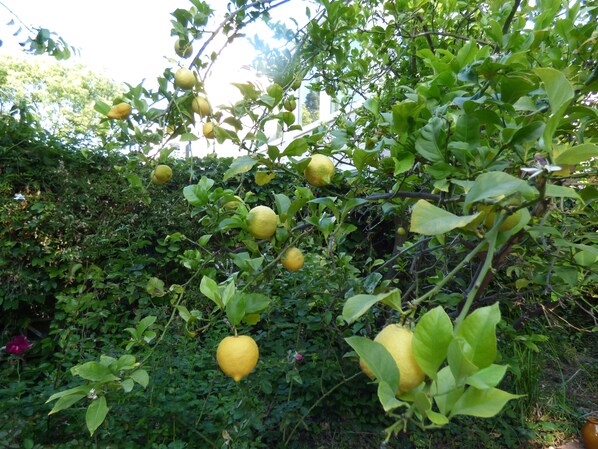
(5, 335), (31, 355)
(294, 353), (303, 362)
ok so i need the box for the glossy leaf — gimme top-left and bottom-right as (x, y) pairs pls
(86, 396), (109, 436)
(450, 387), (522, 418)
(345, 336), (400, 393)
(456, 303), (501, 369)
(431, 366), (465, 416)
(342, 294), (380, 324)
(413, 306), (454, 379)
(466, 364), (508, 389)
(410, 200), (479, 235)
(463, 172), (538, 212)
(223, 156), (257, 181)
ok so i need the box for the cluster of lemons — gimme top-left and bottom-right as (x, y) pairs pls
(173, 38), (214, 140)
(217, 153), (338, 383)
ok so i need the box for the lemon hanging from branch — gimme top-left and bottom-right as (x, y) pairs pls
(359, 324), (425, 394)
(304, 154), (335, 187)
(216, 335), (259, 382)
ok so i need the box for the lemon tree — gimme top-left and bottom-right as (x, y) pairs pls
(45, 0), (597, 442)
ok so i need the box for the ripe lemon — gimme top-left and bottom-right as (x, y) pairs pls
(216, 335), (259, 382)
(281, 247), (304, 271)
(203, 122), (215, 139)
(304, 154), (335, 187)
(174, 39), (193, 58)
(151, 165), (173, 185)
(174, 68), (196, 90)
(192, 96), (211, 117)
(359, 324), (425, 394)
(246, 205), (278, 239)
(479, 205), (523, 232)
(106, 103), (132, 119)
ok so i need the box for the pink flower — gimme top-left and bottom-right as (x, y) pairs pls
(294, 353), (303, 362)
(5, 335), (31, 355)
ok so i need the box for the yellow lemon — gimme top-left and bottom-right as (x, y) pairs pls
(246, 205), (277, 239)
(304, 154), (335, 187)
(281, 247), (304, 271)
(359, 324), (425, 394)
(174, 68), (196, 90)
(174, 39), (193, 58)
(151, 165), (173, 185)
(216, 335), (259, 382)
(203, 122), (215, 139)
(192, 96), (211, 117)
(106, 103), (132, 120)
(479, 205), (523, 232)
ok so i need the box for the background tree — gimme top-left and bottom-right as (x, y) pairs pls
(0, 55), (121, 144)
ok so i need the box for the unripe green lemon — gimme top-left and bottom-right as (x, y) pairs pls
(151, 165), (173, 185)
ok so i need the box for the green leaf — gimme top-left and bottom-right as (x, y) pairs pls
(378, 289), (402, 311)
(223, 156), (257, 181)
(46, 385), (92, 403)
(121, 379), (134, 393)
(137, 316), (157, 336)
(226, 293), (246, 327)
(86, 396), (109, 436)
(463, 172), (538, 212)
(48, 393), (87, 415)
(71, 362), (120, 382)
(534, 68), (574, 115)
(545, 184), (581, 200)
(243, 293), (271, 314)
(146, 277), (165, 297)
(130, 369), (149, 388)
(413, 306), (454, 379)
(283, 137), (308, 156)
(345, 336), (400, 393)
(534, 68), (574, 153)
(377, 382), (407, 412)
(415, 117), (446, 163)
(342, 294), (379, 324)
(466, 364), (508, 389)
(454, 114), (480, 147)
(221, 280), (236, 307)
(456, 302), (501, 369)
(427, 409), (450, 426)
(447, 338), (478, 385)
(554, 143), (598, 165)
(450, 387), (522, 418)
(410, 200), (480, 235)
(200, 276), (223, 309)
(431, 366), (465, 416)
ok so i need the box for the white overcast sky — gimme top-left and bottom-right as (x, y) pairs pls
(0, 1), (311, 101)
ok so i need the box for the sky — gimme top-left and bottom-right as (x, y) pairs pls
(0, 0), (313, 156)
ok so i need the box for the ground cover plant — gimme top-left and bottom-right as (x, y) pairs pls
(1, 0), (597, 448)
